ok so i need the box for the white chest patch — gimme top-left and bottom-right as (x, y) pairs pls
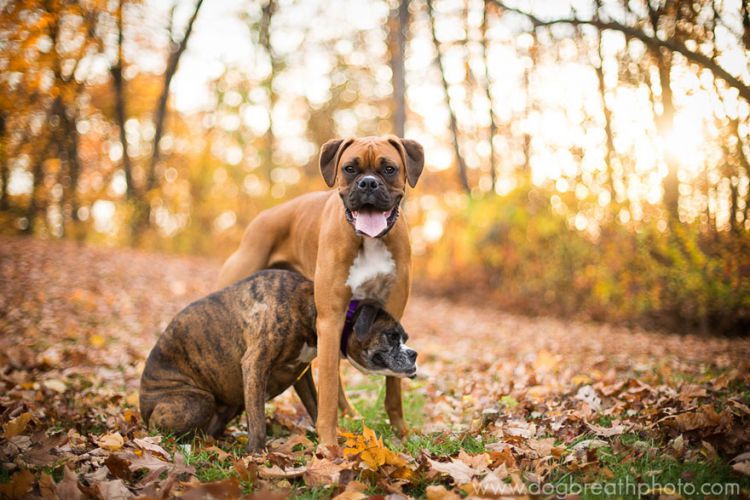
(345, 238), (396, 301)
(296, 343), (317, 364)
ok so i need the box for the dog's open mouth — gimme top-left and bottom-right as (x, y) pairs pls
(345, 205), (399, 238)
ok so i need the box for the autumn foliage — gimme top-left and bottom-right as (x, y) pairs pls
(1, 237), (749, 497)
(1, 0), (749, 335)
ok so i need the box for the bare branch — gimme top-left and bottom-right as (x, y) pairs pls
(426, 0), (471, 194)
(111, 0), (135, 200)
(490, 1), (750, 103)
(146, 0), (204, 192)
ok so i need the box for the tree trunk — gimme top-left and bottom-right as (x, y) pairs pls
(111, 0), (135, 201)
(426, 0), (470, 194)
(259, 0), (277, 182)
(480, 0), (497, 192)
(133, 0), (203, 240)
(62, 107), (82, 237)
(593, 15), (616, 207)
(145, 0), (204, 192)
(390, 0), (409, 138)
(0, 112), (7, 211)
(646, 7), (679, 221)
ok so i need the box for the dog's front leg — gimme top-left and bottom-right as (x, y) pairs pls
(241, 350), (268, 453)
(313, 268), (352, 447)
(384, 232), (412, 436)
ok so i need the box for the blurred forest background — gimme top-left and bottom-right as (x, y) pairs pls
(1, 0), (749, 334)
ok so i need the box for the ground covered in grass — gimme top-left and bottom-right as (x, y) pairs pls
(1, 236), (749, 499)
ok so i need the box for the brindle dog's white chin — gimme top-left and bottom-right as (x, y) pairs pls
(346, 356), (417, 379)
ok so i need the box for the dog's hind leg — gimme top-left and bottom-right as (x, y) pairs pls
(205, 404), (241, 437)
(146, 389), (216, 436)
(217, 212), (281, 289)
(293, 367), (318, 423)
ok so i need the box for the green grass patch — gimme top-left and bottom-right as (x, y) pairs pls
(548, 434), (750, 499)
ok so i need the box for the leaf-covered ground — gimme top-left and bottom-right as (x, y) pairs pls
(1, 235), (749, 499)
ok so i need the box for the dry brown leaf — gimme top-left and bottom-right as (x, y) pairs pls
(664, 405), (725, 432)
(257, 464), (307, 479)
(2, 412), (32, 439)
(332, 480), (368, 500)
(202, 445), (230, 461)
(425, 484), (461, 500)
(457, 449), (491, 471)
(97, 432), (125, 451)
(133, 436), (170, 459)
(0, 469), (35, 499)
(732, 462), (750, 476)
(478, 468), (512, 496)
(268, 434), (313, 455)
(303, 456), (353, 487)
(105, 453), (133, 481)
(56, 466), (85, 500)
(43, 379), (67, 393)
(586, 421), (628, 437)
(91, 479), (134, 500)
(180, 476), (242, 500)
(427, 457), (479, 485)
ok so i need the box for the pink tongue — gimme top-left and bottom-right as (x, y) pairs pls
(355, 210), (388, 237)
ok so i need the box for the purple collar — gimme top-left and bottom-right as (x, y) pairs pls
(340, 300), (360, 356)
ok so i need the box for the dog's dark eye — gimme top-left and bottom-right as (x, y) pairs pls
(343, 165), (356, 174)
(383, 166), (396, 175)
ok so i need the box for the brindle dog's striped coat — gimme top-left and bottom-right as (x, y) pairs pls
(139, 270), (416, 451)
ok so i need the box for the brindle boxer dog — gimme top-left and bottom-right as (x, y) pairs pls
(217, 136), (423, 447)
(139, 270), (417, 452)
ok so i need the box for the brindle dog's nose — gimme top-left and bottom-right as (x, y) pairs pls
(406, 349), (417, 363)
(357, 176), (380, 192)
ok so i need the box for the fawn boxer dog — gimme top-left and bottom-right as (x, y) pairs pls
(217, 136), (424, 447)
(140, 270), (417, 451)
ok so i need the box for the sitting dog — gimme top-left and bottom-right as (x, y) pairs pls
(139, 269), (417, 451)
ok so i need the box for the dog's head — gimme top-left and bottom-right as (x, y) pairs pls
(319, 136), (424, 238)
(342, 302), (417, 378)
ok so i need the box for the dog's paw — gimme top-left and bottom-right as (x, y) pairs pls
(245, 435), (266, 454)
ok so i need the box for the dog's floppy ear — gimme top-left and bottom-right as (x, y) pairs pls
(319, 138), (354, 187)
(353, 303), (380, 342)
(388, 136), (424, 188)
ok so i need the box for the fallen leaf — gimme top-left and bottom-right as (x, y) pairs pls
(333, 480), (368, 500)
(663, 405), (724, 432)
(55, 466), (85, 500)
(233, 458), (256, 484)
(586, 421), (628, 437)
(0, 469), (34, 499)
(342, 424), (408, 470)
(258, 464), (307, 479)
(2, 412), (32, 439)
(732, 462), (750, 476)
(303, 456), (353, 487)
(202, 445), (230, 461)
(180, 477), (242, 500)
(89, 334), (106, 347)
(92, 479), (133, 500)
(43, 379), (67, 393)
(425, 484), (461, 500)
(478, 467), (512, 496)
(133, 436), (170, 459)
(427, 458), (479, 485)
(97, 432), (125, 451)
(457, 449), (490, 471)
(575, 385), (602, 411)
(105, 453), (133, 481)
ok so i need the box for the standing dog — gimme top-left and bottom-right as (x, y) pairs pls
(140, 270), (417, 451)
(217, 136), (423, 446)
